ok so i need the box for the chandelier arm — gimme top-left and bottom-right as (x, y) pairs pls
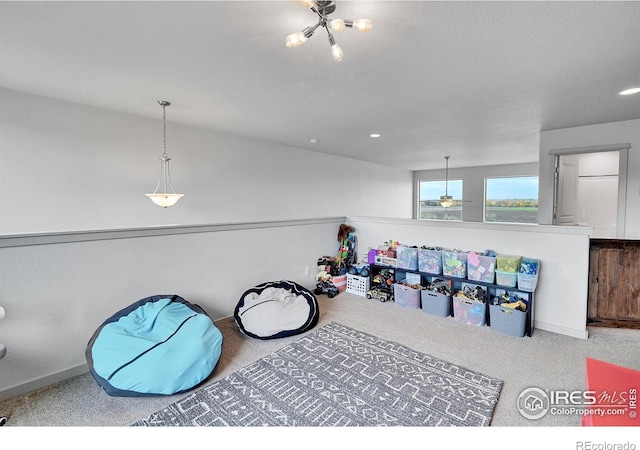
(164, 159), (178, 195)
(151, 159), (163, 194)
(308, 21), (322, 36)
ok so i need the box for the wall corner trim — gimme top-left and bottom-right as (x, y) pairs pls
(0, 216), (348, 248)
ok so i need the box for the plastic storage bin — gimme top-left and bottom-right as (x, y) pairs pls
(453, 296), (487, 326)
(442, 251), (467, 278)
(331, 275), (347, 292)
(517, 258), (540, 292)
(496, 254), (522, 273)
(466, 253), (496, 283)
(495, 270), (517, 287)
(421, 290), (451, 317)
(394, 282), (421, 309)
(396, 246), (419, 270)
(489, 304), (526, 337)
(418, 248), (443, 274)
(346, 274), (370, 297)
(517, 273), (539, 292)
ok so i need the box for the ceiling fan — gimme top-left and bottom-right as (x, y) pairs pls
(440, 156), (471, 208)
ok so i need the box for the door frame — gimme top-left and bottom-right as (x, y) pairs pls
(548, 143), (629, 239)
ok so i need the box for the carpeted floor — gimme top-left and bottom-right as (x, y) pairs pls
(133, 322), (503, 426)
(1, 291), (639, 434)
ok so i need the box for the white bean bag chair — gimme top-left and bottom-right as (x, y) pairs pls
(234, 280), (319, 340)
(86, 295), (223, 397)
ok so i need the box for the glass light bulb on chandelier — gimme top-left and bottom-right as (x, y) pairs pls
(331, 43), (343, 62)
(352, 18), (373, 33)
(329, 19), (345, 34)
(286, 31), (307, 48)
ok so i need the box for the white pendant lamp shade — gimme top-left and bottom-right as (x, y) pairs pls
(146, 100), (184, 208)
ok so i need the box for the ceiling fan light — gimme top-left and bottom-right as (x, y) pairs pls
(440, 195), (454, 208)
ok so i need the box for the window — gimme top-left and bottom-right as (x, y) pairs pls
(418, 180), (463, 221)
(485, 176), (538, 223)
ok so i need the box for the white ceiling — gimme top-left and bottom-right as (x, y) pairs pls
(1, 1), (639, 171)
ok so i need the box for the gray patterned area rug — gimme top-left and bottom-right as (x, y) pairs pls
(132, 322), (502, 426)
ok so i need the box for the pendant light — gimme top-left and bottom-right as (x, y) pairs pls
(145, 100), (184, 208)
(440, 156), (454, 208)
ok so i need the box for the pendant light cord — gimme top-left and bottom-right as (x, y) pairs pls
(162, 103), (168, 159)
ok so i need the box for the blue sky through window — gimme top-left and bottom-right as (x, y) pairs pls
(486, 176), (538, 200)
(420, 180), (463, 200)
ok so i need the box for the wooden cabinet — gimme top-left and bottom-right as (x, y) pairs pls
(588, 239), (640, 327)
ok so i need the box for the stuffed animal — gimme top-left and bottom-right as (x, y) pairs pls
(337, 224), (355, 243)
(315, 270), (332, 282)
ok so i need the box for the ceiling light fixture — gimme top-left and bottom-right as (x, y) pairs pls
(440, 156), (454, 208)
(285, 1), (372, 62)
(145, 100), (184, 208)
(619, 87), (640, 96)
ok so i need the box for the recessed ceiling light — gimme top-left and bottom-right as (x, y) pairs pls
(370, 133), (381, 138)
(619, 87), (640, 95)
(309, 138), (319, 144)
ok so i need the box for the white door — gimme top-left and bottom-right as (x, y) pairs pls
(554, 155), (579, 226)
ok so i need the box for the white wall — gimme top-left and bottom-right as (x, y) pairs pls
(0, 88), (413, 234)
(0, 88), (415, 400)
(0, 219), (344, 400)
(413, 162), (540, 222)
(539, 118), (640, 238)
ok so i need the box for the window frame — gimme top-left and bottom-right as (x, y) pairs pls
(483, 175), (539, 224)
(417, 178), (464, 221)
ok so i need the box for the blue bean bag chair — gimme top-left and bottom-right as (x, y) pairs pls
(86, 295), (223, 397)
(234, 280), (319, 340)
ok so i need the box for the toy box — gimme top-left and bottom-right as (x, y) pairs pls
(421, 290), (451, 317)
(418, 248), (443, 274)
(330, 275), (347, 292)
(453, 296), (487, 326)
(495, 270), (517, 287)
(393, 281), (421, 309)
(466, 253), (496, 283)
(496, 254), (522, 273)
(517, 258), (540, 292)
(396, 246), (418, 270)
(346, 274), (370, 297)
(517, 273), (539, 292)
(442, 251), (467, 278)
(489, 304), (526, 337)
